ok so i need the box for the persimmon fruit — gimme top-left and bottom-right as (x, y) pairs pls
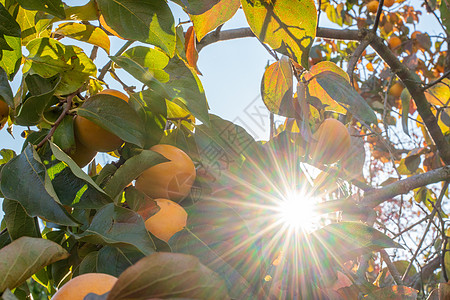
(367, 0), (379, 13)
(0, 100), (8, 121)
(74, 89), (128, 152)
(384, 0), (395, 7)
(388, 36), (402, 50)
(135, 144), (196, 201)
(51, 273), (117, 300)
(311, 118), (351, 164)
(143, 198), (188, 242)
(389, 82), (404, 97)
(68, 137), (97, 168)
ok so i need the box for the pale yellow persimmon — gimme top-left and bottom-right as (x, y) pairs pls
(135, 144), (196, 201)
(74, 89), (128, 152)
(51, 273), (117, 300)
(144, 198), (188, 242)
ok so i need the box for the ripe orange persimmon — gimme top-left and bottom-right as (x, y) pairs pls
(384, 0), (395, 7)
(0, 100), (8, 121)
(411, 31), (421, 40)
(99, 15), (123, 39)
(144, 198), (188, 242)
(52, 273), (117, 300)
(389, 82), (404, 97)
(135, 144), (196, 201)
(74, 89), (128, 152)
(311, 118), (351, 164)
(367, 0), (379, 13)
(388, 36), (402, 50)
(68, 138), (97, 168)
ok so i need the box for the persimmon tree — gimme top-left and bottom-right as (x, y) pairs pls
(1, 0), (450, 299)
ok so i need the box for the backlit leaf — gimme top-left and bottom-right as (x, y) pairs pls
(310, 222), (402, 263)
(164, 55), (210, 125)
(23, 38), (96, 95)
(111, 55), (169, 84)
(302, 61), (348, 114)
(97, 0), (176, 55)
(15, 0), (65, 19)
(424, 78), (450, 106)
(241, 0), (317, 67)
(190, 0), (240, 41)
(364, 285), (417, 299)
(261, 56), (294, 117)
(0, 35), (21, 80)
(55, 22), (110, 54)
(314, 71), (378, 124)
(0, 237), (69, 292)
(106, 252), (229, 300)
(185, 26), (201, 75)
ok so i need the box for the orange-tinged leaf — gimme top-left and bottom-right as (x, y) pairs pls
(364, 285), (418, 299)
(106, 252), (229, 300)
(190, 0), (240, 41)
(425, 78), (450, 106)
(55, 22), (111, 54)
(302, 61), (349, 114)
(241, 0), (317, 67)
(185, 26), (202, 75)
(261, 56), (294, 116)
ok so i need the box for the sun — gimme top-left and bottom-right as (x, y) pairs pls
(275, 191), (320, 232)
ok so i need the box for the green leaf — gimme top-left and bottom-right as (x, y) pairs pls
(16, 6), (52, 45)
(96, 245), (146, 277)
(0, 3), (21, 37)
(76, 93), (146, 148)
(441, 1), (450, 35)
(63, 0), (99, 21)
(129, 89), (167, 148)
(2, 199), (41, 240)
(97, 0), (175, 55)
(75, 204), (156, 255)
(190, 0), (240, 41)
(0, 145), (78, 226)
(110, 55), (169, 84)
(261, 56), (294, 117)
(78, 251), (98, 274)
(23, 37), (96, 95)
(0, 237), (69, 293)
(52, 115), (75, 153)
(241, 0), (317, 67)
(0, 66), (13, 107)
(15, 74), (61, 126)
(0, 149), (16, 165)
(122, 46), (170, 82)
(55, 22), (110, 54)
(0, 35), (21, 80)
(310, 222), (402, 263)
(106, 252), (229, 300)
(314, 71), (378, 124)
(173, 0), (221, 15)
(164, 55), (210, 126)
(103, 149), (168, 199)
(43, 142), (112, 209)
(15, 0), (65, 19)
(401, 88), (411, 136)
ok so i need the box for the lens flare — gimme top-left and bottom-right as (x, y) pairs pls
(276, 192), (320, 232)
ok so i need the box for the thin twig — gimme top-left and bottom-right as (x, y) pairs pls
(402, 182), (449, 281)
(98, 40), (134, 81)
(422, 70), (450, 90)
(380, 249), (404, 285)
(372, 0), (384, 33)
(36, 92), (77, 149)
(347, 40), (370, 84)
